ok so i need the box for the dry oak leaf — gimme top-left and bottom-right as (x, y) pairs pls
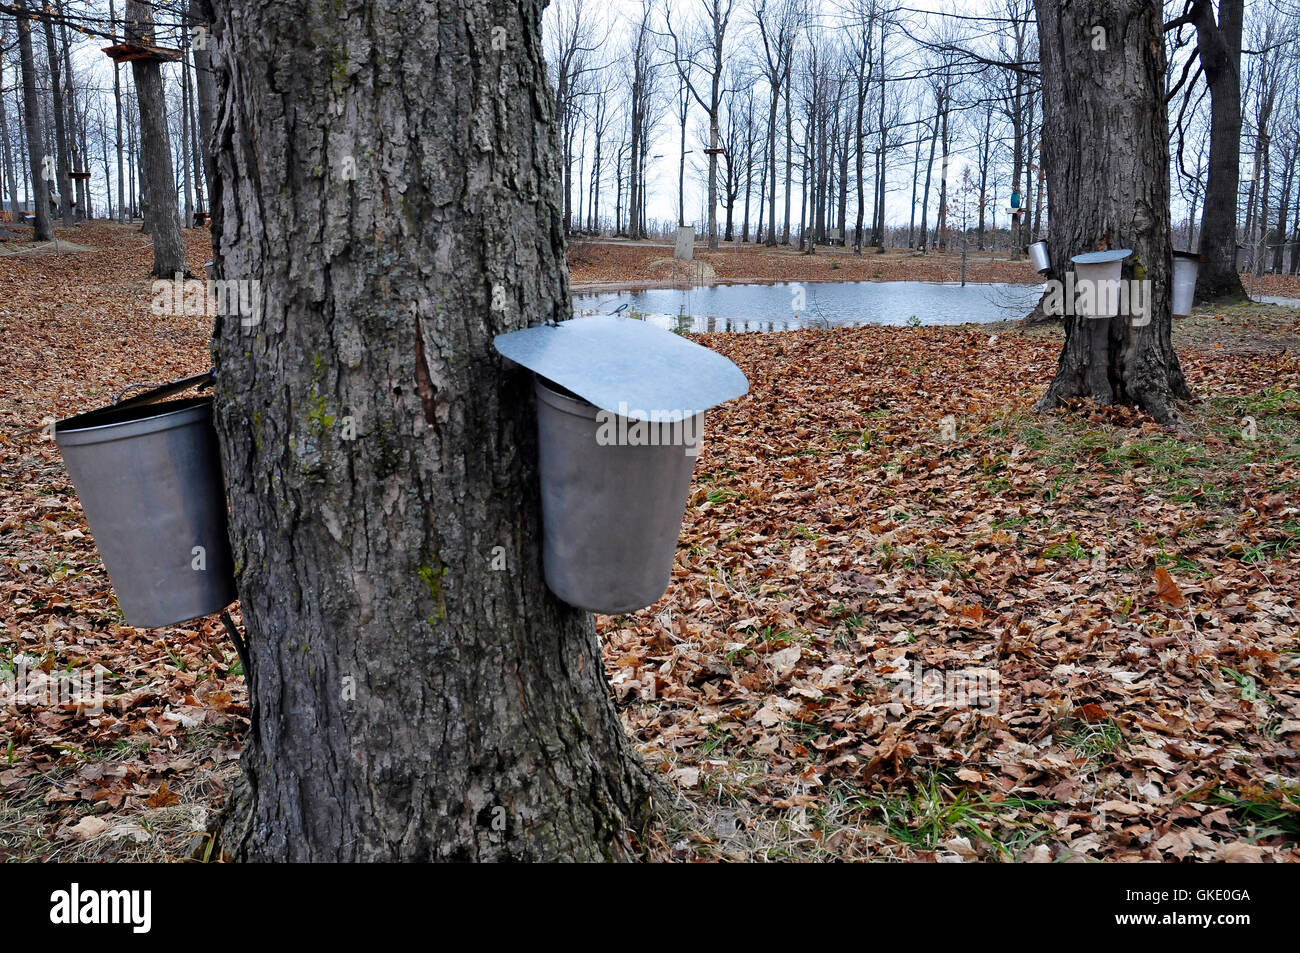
(1153, 566), (1187, 609)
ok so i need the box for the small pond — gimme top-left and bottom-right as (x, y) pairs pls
(572, 280), (1044, 333)
(1256, 295), (1300, 309)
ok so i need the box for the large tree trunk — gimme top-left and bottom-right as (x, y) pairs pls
(126, 0), (187, 275)
(1033, 0), (1189, 425)
(15, 2), (51, 241)
(207, 0), (651, 861)
(1192, 0), (1246, 301)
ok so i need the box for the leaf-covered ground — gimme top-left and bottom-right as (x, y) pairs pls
(2, 223), (1298, 861)
(1, 224), (244, 860)
(567, 238), (1044, 289)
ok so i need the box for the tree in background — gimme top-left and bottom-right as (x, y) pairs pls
(1167, 0), (1247, 301)
(13, 0), (50, 239)
(124, 0), (185, 275)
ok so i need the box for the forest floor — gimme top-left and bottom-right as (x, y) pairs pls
(1, 222), (1297, 862)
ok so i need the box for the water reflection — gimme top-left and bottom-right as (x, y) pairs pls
(573, 280), (1044, 333)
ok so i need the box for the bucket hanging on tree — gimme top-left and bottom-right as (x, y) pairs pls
(495, 315), (748, 614)
(54, 373), (236, 628)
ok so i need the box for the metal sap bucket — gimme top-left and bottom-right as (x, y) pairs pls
(54, 388), (236, 628)
(1027, 240), (1050, 273)
(1070, 248), (1132, 319)
(495, 315), (748, 614)
(1172, 251), (1201, 317)
(535, 378), (702, 613)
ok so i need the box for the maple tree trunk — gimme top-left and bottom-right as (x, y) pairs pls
(126, 0), (186, 276)
(14, 2), (50, 241)
(206, 0), (650, 861)
(180, 35), (194, 227)
(1192, 0), (1247, 301)
(1033, 0), (1190, 425)
(58, 2), (86, 220)
(873, 31), (886, 255)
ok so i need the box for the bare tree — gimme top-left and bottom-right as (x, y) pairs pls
(122, 0), (186, 275)
(663, 0), (734, 251)
(546, 0), (600, 235)
(41, 11), (72, 225)
(0, 20), (20, 219)
(14, 0), (49, 239)
(751, 0), (801, 246)
(627, 1), (659, 239)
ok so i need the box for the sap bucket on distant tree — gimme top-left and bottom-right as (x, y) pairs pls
(495, 315), (748, 614)
(1172, 251), (1201, 317)
(1027, 240), (1050, 273)
(1070, 248), (1132, 318)
(53, 372), (236, 628)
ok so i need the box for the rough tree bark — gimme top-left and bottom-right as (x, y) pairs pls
(125, 0), (187, 276)
(206, 0), (651, 861)
(1033, 0), (1190, 425)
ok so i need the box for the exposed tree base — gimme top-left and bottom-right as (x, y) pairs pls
(1035, 320), (1192, 426)
(213, 734), (653, 862)
(1195, 271), (1249, 304)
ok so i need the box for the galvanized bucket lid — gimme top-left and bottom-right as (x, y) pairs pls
(1071, 249), (1131, 265)
(494, 316), (748, 422)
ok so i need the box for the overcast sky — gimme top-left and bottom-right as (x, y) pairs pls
(545, 0), (1017, 231)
